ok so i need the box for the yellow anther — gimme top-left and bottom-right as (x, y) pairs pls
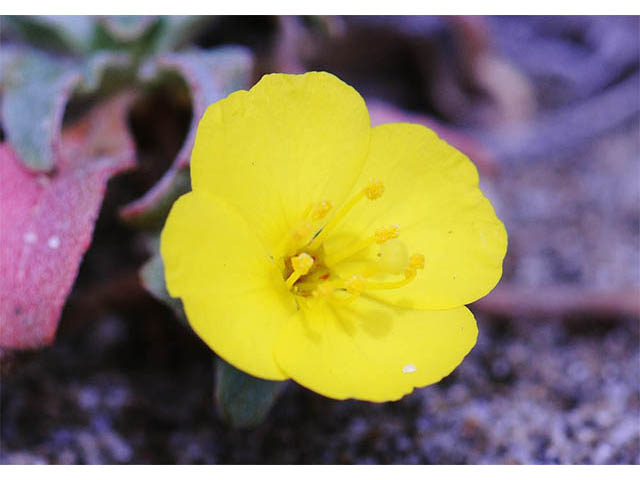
(408, 253), (425, 271)
(285, 253), (314, 289)
(311, 200), (333, 220)
(313, 282), (335, 298)
(374, 224), (400, 244)
(325, 225), (401, 267)
(366, 273), (415, 290)
(402, 253), (425, 279)
(345, 275), (367, 295)
(291, 252), (314, 274)
(292, 221), (312, 243)
(308, 178), (386, 250)
(365, 253), (424, 290)
(403, 268), (417, 279)
(364, 178), (385, 200)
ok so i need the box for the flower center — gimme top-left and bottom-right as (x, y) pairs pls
(280, 178), (425, 304)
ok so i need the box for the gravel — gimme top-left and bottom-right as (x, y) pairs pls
(1, 310), (638, 464)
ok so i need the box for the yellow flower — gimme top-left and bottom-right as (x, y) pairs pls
(161, 72), (507, 402)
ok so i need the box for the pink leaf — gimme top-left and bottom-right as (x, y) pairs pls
(0, 94), (136, 349)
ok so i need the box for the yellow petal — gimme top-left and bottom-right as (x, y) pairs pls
(325, 123), (507, 309)
(191, 72), (371, 258)
(161, 192), (297, 380)
(274, 297), (477, 402)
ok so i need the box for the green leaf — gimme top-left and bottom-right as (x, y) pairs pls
(153, 16), (215, 54)
(215, 359), (287, 428)
(139, 249), (187, 324)
(1, 48), (81, 171)
(77, 51), (136, 96)
(100, 16), (158, 43)
(91, 16), (164, 59)
(2, 15), (96, 54)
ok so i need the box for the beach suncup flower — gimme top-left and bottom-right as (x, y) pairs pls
(161, 72), (507, 402)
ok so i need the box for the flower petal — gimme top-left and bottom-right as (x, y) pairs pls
(325, 123), (507, 309)
(274, 297), (477, 402)
(191, 72), (371, 258)
(161, 192), (297, 380)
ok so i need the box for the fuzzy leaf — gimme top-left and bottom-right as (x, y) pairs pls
(122, 166), (192, 231)
(215, 359), (286, 428)
(139, 251), (187, 323)
(2, 16), (96, 54)
(0, 94), (136, 349)
(1, 48), (82, 172)
(153, 16), (215, 53)
(120, 47), (253, 228)
(91, 16), (163, 58)
(77, 50), (135, 96)
(100, 16), (159, 43)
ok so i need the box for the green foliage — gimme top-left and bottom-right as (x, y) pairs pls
(153, 16), (214, 53)
(90, 17), (164, 61)
(76, 51), (138, 98)
(3, 15), (214, 58)
(215, 360), (287, 428)
(0, 49), (80, 171)
(3, 16), (95, 54)
(139, 249), (187, 324)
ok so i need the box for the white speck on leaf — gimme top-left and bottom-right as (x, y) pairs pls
(23, 232), (37, 244)
(47, 236), (60, 249)
(402, 364), (417, 374)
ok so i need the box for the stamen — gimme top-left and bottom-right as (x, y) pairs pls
(285, 253), (314, 289)
(312, 282), (335, 298)
(311, 200), (333, 220)
(319, 275), (367, 304)
(364, 178), (385, 200)
(325, 224), (401, 267)
(365, 252), (425, 291)
(344, 275), (367, 295)
(308, 179), (386, 250)
(408, 253), (425, 271)
(292, 221), (313, 244)
(280, 181), (424, 304)
(277, 219), (313, 257)
(374, 224), (399, 244)
(365, 270), (417, 290)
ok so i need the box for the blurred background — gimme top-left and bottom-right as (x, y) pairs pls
(0, 15), (639, 464)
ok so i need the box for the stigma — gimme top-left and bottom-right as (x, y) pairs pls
(285, 252), (314, 289)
